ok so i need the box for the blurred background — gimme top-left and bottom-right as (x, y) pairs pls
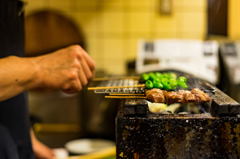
(23, 0), (240, 157)
(25, 0), (209, 75)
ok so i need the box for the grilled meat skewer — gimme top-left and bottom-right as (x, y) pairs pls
(145, 88), (211, 105)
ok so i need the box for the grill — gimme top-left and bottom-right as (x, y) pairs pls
(94, 72), (214, 94)
(94, 79), (145, 94)
(93, 71), (240, 159)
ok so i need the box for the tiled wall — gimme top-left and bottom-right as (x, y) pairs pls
(25, 0), (206, 75)
(229, 0), (240, 40)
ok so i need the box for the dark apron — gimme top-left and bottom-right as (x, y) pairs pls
(0, 0), (34, 159)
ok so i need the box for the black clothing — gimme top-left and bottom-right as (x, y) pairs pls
(0, 126), (19, 159)
(0, 0), (34, 159)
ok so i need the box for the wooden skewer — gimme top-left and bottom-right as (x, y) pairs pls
(88, 84), (145, 90)
(109, 93), (145, 96)
(93, 76), (140, 81)
(105, 96), (147, 99)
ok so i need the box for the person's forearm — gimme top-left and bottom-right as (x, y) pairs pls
(0, 45), (95, 102)
(0, 56), (40, 101)
(30, 128), (55, 159)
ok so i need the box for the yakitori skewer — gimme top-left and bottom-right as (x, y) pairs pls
(93, 76), (140, 81)
(105, 96), (147, 99)
(109, 93), (145, 96)
(87, 84), (145, 90)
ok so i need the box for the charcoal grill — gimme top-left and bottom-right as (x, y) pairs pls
(93, 71), (240, 159)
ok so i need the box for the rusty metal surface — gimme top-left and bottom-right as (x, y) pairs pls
(148, 113), (214, 119)
(116, 100), (240, 159)
(124, 99), (149, 117)
(203, 81), (240, 116)
(116, 115), (240, 159)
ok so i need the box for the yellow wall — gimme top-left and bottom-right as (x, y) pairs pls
(25, 0), (206, 75)
(229, 0), (240, 40)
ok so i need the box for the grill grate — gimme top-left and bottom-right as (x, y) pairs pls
(94, 71), (215, 95)
(92, 70), (240, 116)
(94, 79), (146, 94)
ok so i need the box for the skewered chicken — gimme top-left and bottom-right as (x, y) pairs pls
(145, 88), (211, 105)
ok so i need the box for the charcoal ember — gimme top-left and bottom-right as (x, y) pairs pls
(136, 105), (149, 116)
(124, 106), (135, 116)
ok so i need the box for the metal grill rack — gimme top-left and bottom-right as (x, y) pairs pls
(94, 71), (215, 95)
(92, 70), (240, 117)
(94, 79), (146, 94)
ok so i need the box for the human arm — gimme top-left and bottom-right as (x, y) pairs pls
(0, 45), (95, 102)
(30, 129), (55, 159)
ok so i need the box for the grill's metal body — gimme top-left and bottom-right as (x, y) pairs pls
(95, 71), (240, 159)
(116, 111), (240, 159)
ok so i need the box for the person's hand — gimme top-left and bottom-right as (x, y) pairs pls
(32, 139), (55, 159)
(30, 129), (55, 159)
(35, 45), (95, 94)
